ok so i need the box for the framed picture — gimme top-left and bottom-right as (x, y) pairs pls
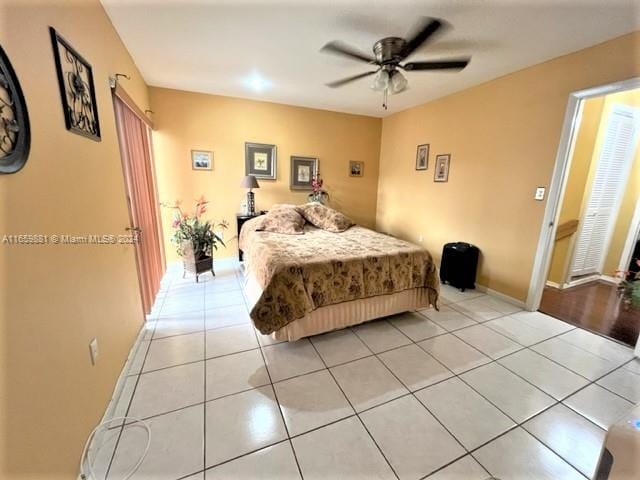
(191, 150), (212, 170)
(415, 144), (429, 170)
(349, 161), (364, 177)
(49, 27), (101, 141)
(245, 142), (276, 179)
(434, 154), (451, 182)
(290, 156), (318, 190)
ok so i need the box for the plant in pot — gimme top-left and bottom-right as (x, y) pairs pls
(168, 197), (228, 282)
(308, 174), (329, 204)
(616, 258), (640, 310)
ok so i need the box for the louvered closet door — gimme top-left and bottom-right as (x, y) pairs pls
(571, 105), (640, 277)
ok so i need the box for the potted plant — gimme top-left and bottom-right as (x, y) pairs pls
(308, 174), (329, 204)
(616, 259), (640, 310)
(167, 197), (228, 282)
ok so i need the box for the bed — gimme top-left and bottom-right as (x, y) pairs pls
(239, 210), (440, 341)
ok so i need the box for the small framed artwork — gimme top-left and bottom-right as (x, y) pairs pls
(349, 161), (364, 177)
(191, 150), (212, 170)
(290, 156), (318, 190)
(245, 142), (276, 179)
(415, 144), (429, 170)
(49, 27), (101, 141)
(434, 154), (451, 182)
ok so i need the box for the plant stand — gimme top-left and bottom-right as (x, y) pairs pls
(181, 242), (215, 282)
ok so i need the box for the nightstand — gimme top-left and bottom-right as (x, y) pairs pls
(236, 211), (266, 261)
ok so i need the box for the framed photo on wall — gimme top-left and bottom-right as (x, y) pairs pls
(245, 142), (276, 179)
(49, 27), (101, 141)
(191, 150), (212, 170)
(290, 156), (318, 190)
(349, 161), (364, 177)
(415, 144), (429, 170)
(434, 154), (451, 182)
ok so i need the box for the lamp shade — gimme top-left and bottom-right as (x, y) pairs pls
(240, 175), (260, 189)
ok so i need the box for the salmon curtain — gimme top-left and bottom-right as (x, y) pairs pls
(114, 95), (164, 314)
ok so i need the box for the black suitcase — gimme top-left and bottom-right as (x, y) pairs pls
(440, 242), (479, 291)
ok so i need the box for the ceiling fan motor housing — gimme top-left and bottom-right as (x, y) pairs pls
(373, 37), (407, 65)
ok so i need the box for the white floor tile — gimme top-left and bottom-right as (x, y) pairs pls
(378, 344), (452, 391)
(418, 305), (477, 332)
(330, 356), (408, 412)
(206, 349), (269, 400)
(557, 329), (635, 366)
(498, 349), (589, 400)
(109, 405), (204, 480)
(351, 319), (412, 353)
(484, 315), (557, 346)
(205, 290), (246, 309)
(418, 334), (491, 375)
(205, 386), (287, 467)
(111, 376), (138, 419)
(310, 329), (371, 367)
(474, 428), (584, 480)
(439, 284), (485, 304)
(273, 370), (354, 436)
(292, 416), (395, 480)
(597, 364), (640, 403)
(416, 377), (515, 450)
(389, 311), (447, 342)
(425, 455), (488, 480)
(129, 362), (204, 419)
(360, 395), (465, 480)
(205, 441), (300, 480)
(205, 305), (251, 330)
(143, 332), (204, 372)
(509, 310), (575, 336)
(256, 329), (286, 347)
(564, 384), (634, 430)
(205, 324), (259, 358)
(475, 296), (522, 315)
(127, 341), (150, 376)
(453, 324), (523, 360)
(623, 358), (640, 374)
(531, 338), (619, 380)
(460, 363), (555, 423)
(262, 340), (325, 382)
(524, 404), (606, 479)
(88, 426), (121, 479)
(153, 315), (205, 340)
(159, 297), (204, 317)
(449, 297), (504, 322)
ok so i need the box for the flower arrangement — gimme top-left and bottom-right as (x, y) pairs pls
(616, 259), (640, 310)
(308, 174), (329, 204)
(166, 197), (228, 258)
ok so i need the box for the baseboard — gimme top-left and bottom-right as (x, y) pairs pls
(566, 274), (601, 288)
(600, 274), (620, 285)
(475, 284), (527, 309)
(545, 280), (562, 289)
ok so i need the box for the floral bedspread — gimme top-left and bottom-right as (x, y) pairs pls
(239, 218), (440, 334)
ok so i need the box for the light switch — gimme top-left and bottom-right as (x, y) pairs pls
(535, 187), (546, 201)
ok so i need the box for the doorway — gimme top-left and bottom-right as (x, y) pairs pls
(113, 88), (164, 314)
(527, 79), (640, 347)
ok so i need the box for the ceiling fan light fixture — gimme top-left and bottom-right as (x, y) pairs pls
(390, 71), (408, 94)
(370, 70), (389, 92)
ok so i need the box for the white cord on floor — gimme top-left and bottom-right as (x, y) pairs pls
(78, 416), (151, 480)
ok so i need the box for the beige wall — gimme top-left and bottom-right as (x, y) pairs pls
(547, 97), (605, 284)
(376, 31), (640, 301)
(150, 87), (382, 262)
(0, 0), (150, 478)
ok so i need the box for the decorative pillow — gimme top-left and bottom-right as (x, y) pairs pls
(298, 202), (354, 233)
(259, 204), (305, 235)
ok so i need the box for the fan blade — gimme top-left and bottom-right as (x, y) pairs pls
(321, 41), (376, 64)
(403, 58), (470, 71)
(326, 71), (378, 88)
(401, 18), (446, 59)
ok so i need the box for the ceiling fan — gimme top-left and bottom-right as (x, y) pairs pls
(321, 17), (470, 110)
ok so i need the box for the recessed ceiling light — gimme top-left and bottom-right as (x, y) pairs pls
(243, 72), (271, 92)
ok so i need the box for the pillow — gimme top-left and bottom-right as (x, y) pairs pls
(259, 204), (305, 235)
(298, 202), (354, 233)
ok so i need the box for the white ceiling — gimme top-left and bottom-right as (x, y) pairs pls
(102, 0), (640, 117)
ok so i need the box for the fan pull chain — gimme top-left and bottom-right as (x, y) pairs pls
(383, 88), (388, 110)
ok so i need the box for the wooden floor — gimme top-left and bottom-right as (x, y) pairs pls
(540, 280), (640, 347)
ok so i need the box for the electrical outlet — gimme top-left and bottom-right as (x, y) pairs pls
(535, 187), (546, 201)
(418, 235), (424, 243)
(89, 338), (99, 366)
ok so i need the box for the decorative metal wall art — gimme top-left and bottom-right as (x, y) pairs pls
(49, 27), (101, 141)
(0, 45), (30, 174)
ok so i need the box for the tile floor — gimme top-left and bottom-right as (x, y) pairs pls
(89, 261), (639, 480)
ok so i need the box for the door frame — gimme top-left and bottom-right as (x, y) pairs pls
(619, 196), (640, 273)
(526, 77), (640, 312)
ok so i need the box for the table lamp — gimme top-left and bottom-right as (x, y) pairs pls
(240, 175), (260, 215)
